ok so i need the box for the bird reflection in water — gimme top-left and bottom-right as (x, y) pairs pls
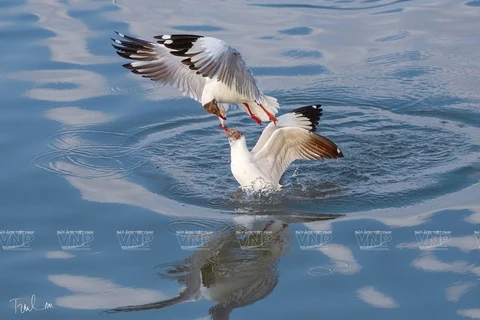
(105, 213), (342, 319)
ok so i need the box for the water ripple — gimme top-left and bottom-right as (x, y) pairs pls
(34, 96), (479, 213)
(251, 0), (410, 11)
(155, 262), (193, 279)
(279, 27), (313, 35)
(33, 126), (146, 179)
(107, 101), (480, 212)
(103, 80), (163, 95)
(307, 261), (360, 276)
(171, 25), (223, 32)
(465, 0), (480, 7)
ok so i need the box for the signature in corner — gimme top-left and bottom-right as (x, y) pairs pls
(10, 294), (54, 314)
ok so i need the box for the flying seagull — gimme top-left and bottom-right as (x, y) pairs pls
(111, 32), (279, 130)
(225, 105), (344, 191)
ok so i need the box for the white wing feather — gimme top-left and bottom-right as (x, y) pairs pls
(113, 33), (263, 103)
(187, 37), (262, 101)
(251, 105), (322, 154)
(253, 127), (343, 184)
(112, 33), (206, 102)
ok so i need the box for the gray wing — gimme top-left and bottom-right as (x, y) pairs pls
(251, 105), (323, 154)
(254, 127), (344, 184)
(112, 32), (206, 102)
(162, 35), (262, 101)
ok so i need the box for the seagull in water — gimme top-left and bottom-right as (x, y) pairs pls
(111, 32), (279, 130)
(226, 105), (344, 191)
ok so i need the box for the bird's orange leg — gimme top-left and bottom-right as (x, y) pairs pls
(243, 103), (262, 125)
(254, 100), (277, 124)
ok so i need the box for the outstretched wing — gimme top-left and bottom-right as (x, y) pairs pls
(112, 32), (206, 102)
(252, 105), (323, 154)
(254, 127), (344, 183)
(156, 35), (262, 101)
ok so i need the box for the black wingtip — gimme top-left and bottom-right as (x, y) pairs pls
(292, 104), (323, 113)
(291, 104), (323, 132)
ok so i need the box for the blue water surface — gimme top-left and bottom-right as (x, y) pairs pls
(1, 0), (479, 319)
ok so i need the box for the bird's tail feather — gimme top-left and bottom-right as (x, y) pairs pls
(239, 95), (279, 122)
(259, 95), (280, 121)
